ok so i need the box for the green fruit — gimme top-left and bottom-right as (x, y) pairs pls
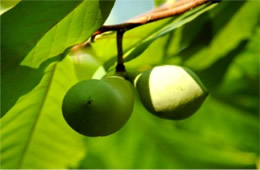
(135, 65), (208, 120)
(62, 76), (134, 137)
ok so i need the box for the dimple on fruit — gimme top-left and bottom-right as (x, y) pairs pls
(135, 65), (208, 120)
(62, 76), (134, 137)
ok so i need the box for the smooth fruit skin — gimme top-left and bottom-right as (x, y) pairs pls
(135, 65), (208, 120)
(62, 76), (134, 137)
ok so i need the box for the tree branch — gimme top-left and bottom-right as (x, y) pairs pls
(92, 0), (212, 38)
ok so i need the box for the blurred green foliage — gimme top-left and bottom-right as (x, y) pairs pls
(1, 0), (259, 169)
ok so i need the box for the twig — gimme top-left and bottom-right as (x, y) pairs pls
(92, 0), (210, 38)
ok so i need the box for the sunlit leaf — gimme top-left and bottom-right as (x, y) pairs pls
(1, 51), (68, 117)
(1, 1), (83, 116)
(1, 1), (83, 66)
(21, 0), (114, 68)
(0, 0), (20, 15)
(0, 57), (86, 169)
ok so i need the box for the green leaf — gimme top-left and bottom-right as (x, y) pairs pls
(0, 57), (86, 169)
(1, 0), (115, 117)
(183, 1), (259, 70)
(0, 0), (20, 15)
(211, 28), (260, 115)
(125, 3), (216, 62)
(1, 1), (83, 116)
(21, 0), (114, 68)
(1, 51), (68, 118)
(196, 40), (248, 90)
(124, 33), (171, 70)
(1, 1), (83, 66)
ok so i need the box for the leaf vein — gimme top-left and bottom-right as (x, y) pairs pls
(17, 64), (57, 168)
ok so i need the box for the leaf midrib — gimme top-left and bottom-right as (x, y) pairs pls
(17, 64), (57, 168)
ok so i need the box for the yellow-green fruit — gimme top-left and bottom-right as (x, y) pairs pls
(62, 76), (134, 137)
(135, 65), (208, 120)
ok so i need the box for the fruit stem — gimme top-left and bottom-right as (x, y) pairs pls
(116, 29), (126, 74)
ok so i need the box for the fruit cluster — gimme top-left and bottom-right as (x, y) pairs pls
(62, 65), (208, 137)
